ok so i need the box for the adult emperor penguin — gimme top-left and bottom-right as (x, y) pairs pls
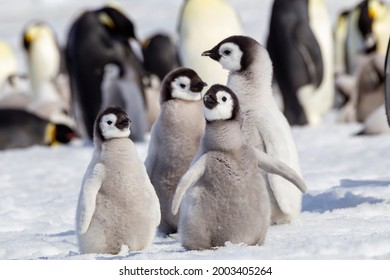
(343, 0), (375, 75)
(66, 6), (143, 141)
(0, 108), (76, 150)
(177, 0), (243, 86)
(171, 85), (307, 250)
(266, 0), (334, 126)
(202, 35), (303, 224)
(22, 21), (72, 126)
(145, 67), (207, 235)
(339, 0), (390, 75)
(76, 106), (160, 254)
(22, 21), (62, 101)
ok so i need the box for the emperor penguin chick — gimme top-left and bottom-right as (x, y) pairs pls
(202, 36), (303, 225)
(171, 85), (307, 250)
(76, 106), (160, 254)
(145, 67), (207, 234)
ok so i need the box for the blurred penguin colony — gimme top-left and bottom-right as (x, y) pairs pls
(267, 0), (390, 134)
(1, 0), (390, 150)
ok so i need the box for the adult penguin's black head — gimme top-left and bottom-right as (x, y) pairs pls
(358, 0), (377, 54)
(22, 21), (58, 52)
(98, 6), (136, 40)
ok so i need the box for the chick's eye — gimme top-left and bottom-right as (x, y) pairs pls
(222, 96), (227, 102)
(180, 83), (186, 89)
(107, 121), (113, 125)
(223, 50), (231, 55)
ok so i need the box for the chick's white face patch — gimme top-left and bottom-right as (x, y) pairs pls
(218, 42), (242, 72)
(204, 90), (234, 121)
(171, 76), (202, 101)
(100, 113), (130, 140)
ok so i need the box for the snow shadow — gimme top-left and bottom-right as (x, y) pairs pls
(95, 252), (142, 260)
(302, 179), (388, 213)
(46, 230), (75, 237)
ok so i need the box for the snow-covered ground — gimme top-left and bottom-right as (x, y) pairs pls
(1, 0), (390, 260)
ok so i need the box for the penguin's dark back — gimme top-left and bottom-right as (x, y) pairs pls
(0, 109), (47, 128)
(0, 109), (47, 149)
(142, 34), (180, 81)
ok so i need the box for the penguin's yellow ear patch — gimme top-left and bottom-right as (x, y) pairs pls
(368, 6), (377, 19)
(44, 123), (59, 146)
(142, 38), (151, 48)
(24, 26), (39, 43)
(99, 12), (115, 29)
(368, 0), (386, 19)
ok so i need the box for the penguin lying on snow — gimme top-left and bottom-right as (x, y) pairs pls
(171, 85), (307, 250)
(76, 106), (160, 254)
(145, 67), (207, 235)
(0, 108), (76, 150)
(202, 35), (303, 225)
(0, 74), (74, 128)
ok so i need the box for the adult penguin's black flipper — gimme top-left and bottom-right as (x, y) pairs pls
(384, 38), (390, 126)
(293, 22), (324, 88)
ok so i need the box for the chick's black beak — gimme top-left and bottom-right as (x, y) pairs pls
(203, 93), (218, 109)
(116, 117), (131, 129)
(202, 49), (221, 61)
(190, 81), (208, 92)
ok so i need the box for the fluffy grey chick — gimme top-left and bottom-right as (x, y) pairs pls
(76, 106), (160, 254)
(172, 85), (307, 250)
(145, 67), (207, 234)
